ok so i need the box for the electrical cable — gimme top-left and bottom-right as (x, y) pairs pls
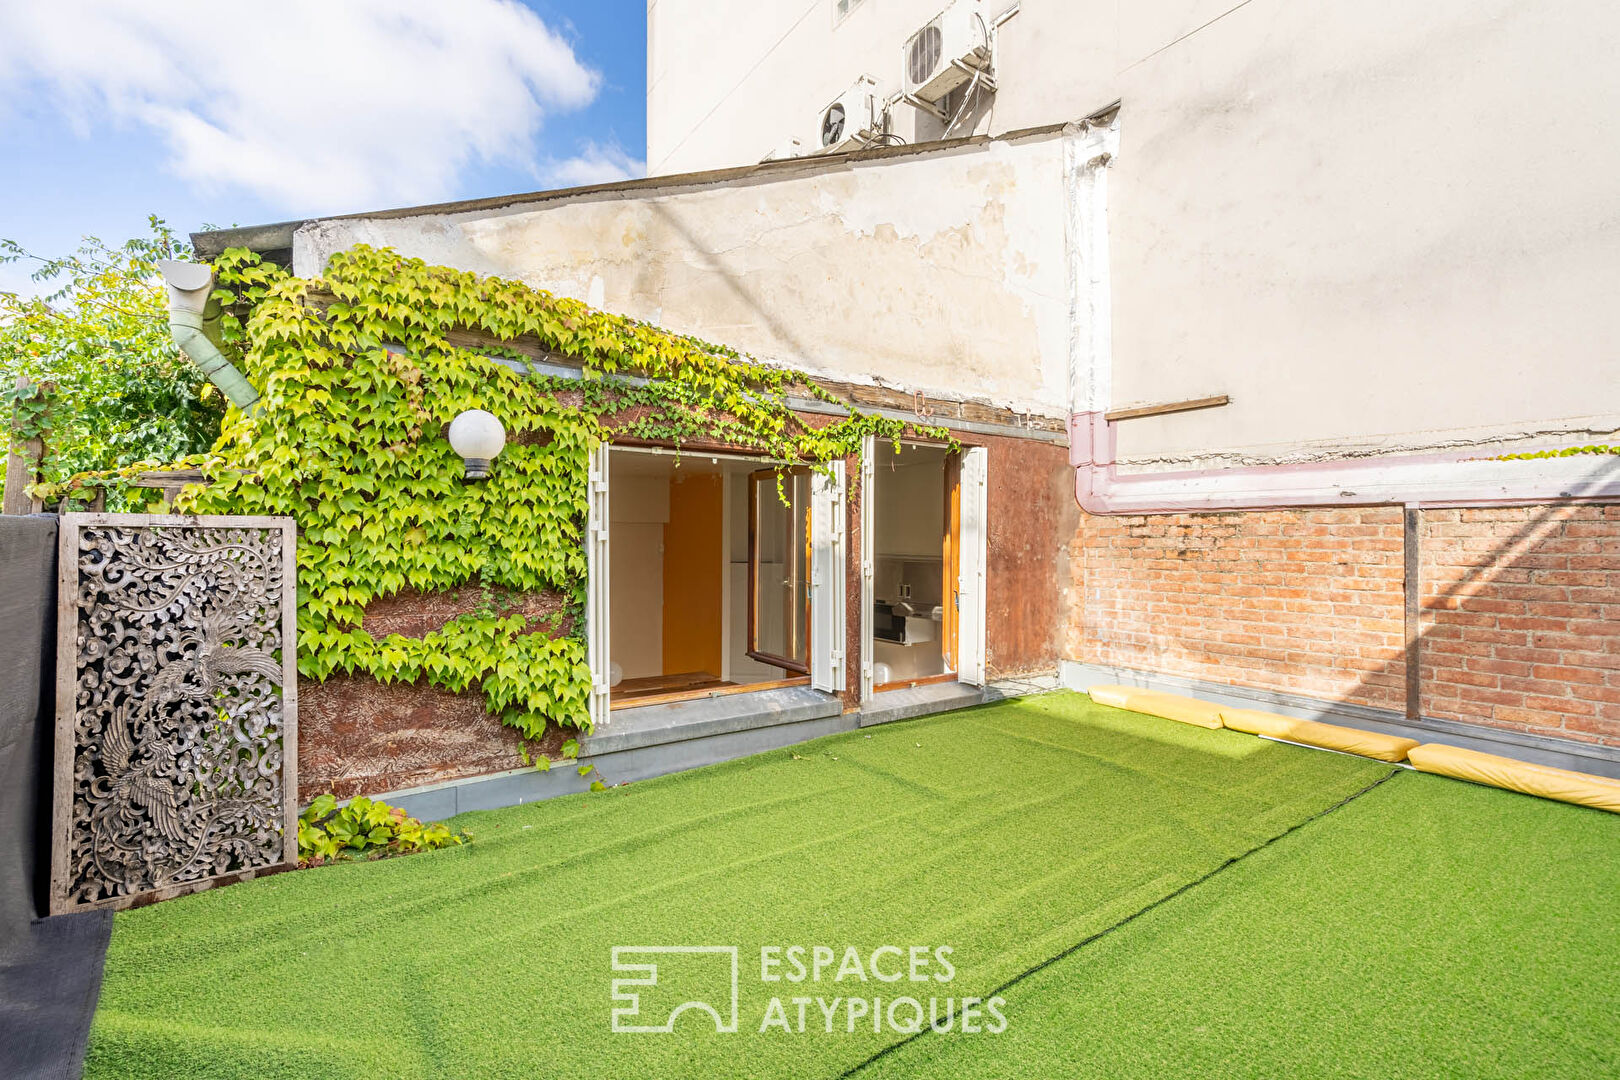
(942, 11), (992, 137)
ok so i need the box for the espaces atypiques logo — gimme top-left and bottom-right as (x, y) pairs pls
(611, 945), (1008, 1036)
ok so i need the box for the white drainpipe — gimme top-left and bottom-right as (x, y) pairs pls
(157, 260), (261, 413)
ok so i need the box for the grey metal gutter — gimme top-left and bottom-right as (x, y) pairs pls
(480, 352), (1066, 445)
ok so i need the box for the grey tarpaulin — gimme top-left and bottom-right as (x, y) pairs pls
(0, 514), (111, 1080)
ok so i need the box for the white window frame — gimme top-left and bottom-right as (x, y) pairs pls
(956, 445), (989, 686)
(859, 434), (877, 702)
(809, 460), (847, 693)
(586, 441), (612, 727)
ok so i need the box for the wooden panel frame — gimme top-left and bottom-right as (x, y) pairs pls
(611, 675), (812, 711)
(746, 467), (812, 675)
(51, 513), (298, 914)
(942, 451), (962, 675)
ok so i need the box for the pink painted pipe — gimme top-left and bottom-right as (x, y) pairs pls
(1069, 411), (1620, 515)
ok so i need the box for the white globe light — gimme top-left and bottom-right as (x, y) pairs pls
(447, 409), (506, 479)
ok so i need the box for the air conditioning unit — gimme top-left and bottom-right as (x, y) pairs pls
(818, 76), (884, 153)
(903, 0), (991, 105)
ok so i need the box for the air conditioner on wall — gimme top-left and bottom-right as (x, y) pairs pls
(903, 0), (991, 105)
(818, 75), (885, 153)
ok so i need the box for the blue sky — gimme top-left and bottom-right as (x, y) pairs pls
(0, 0), (646, 294)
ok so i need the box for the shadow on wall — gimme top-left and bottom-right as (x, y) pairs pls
(1075, 455), (1620, 759)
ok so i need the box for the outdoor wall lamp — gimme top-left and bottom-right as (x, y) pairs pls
(448, 409), (507, 480)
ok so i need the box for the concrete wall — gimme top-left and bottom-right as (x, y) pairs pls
(292, 132), (1074, 420)
(646, 0), (1620, 463)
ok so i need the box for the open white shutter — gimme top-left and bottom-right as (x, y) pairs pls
(957, 446), (989, 686)
(586, 443), (612, 727)
(809, 460), (846, 694)
(858, 436), (876, 702)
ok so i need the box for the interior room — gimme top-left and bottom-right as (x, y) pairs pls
(870, 443), (956, 691)
(607, 449), (807, 707)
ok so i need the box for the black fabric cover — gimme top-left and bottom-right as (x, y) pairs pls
(0, 515), (112, 1080)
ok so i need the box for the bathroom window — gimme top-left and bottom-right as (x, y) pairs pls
(835, 0), (867, 24)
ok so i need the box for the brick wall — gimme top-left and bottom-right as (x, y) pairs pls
(1420, 506), (1620, 749)
(298, 582), (571, 800)
(1070, 509), (1407, 710)
(1068, 504), (1620, 751)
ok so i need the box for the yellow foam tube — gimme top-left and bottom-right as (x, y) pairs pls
(1407, 743), (1620, 814)
(1219, 708), (1419, 763)
(1087, 685), (1224, 730)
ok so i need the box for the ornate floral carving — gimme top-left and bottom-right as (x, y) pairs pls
(59, 520), (292, 909)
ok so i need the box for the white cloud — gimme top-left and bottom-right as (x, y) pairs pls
(540, 141), (646, 189)
(0, 0), (603, 213)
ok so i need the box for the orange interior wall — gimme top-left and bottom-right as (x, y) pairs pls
(661, 472), (724, 676)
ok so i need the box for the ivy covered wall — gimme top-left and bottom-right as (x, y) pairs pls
(168, 245), (929, 746)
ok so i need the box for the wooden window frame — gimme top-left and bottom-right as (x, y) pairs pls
(746, 466), (813, 675)
(942, 450), (961, 675)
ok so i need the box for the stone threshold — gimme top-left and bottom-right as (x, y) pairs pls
(370, 676), (1063, 820)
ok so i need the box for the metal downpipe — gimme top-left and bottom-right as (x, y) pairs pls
(157, 260), (260, 413)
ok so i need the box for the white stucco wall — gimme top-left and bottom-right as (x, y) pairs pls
(292, 133), (1074, 419)
(642, 0), (1620, 464)
(1105, 0), (1620, 465)
(647, 0), (1018, 176)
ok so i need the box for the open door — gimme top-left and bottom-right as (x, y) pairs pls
(809, 461), (846, 693)
(956, 446), (988, 686)
(586, 441), (612, 727)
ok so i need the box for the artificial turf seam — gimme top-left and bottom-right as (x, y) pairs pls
(838, 764), (1402, 1078)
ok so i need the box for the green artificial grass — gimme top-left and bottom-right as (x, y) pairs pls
(860, 769), (1620, 1080)
(85, 693), (1392, 1080)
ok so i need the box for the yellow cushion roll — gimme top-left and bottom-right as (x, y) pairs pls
(1087, 685), (1224, 730)
(1407, 743), (1620, 814)
(1219, 708), (1419, 763)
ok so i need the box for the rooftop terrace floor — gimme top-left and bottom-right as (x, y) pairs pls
(86, 693), (1619, 1079)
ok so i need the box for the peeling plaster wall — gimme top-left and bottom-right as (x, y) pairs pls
(649, 0), (1620, 465)
(293, 135), (1073, 418)
(1104, 0), (1620, 466)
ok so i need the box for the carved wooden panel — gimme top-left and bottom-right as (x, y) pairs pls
(51, 514), (297, 914)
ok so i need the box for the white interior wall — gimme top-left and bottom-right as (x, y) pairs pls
(873, 456), (945, 558)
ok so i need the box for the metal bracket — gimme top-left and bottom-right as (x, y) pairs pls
(900, 93), (949, 123)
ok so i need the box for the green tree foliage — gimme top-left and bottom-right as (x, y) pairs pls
(0, 217), (224, 507)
